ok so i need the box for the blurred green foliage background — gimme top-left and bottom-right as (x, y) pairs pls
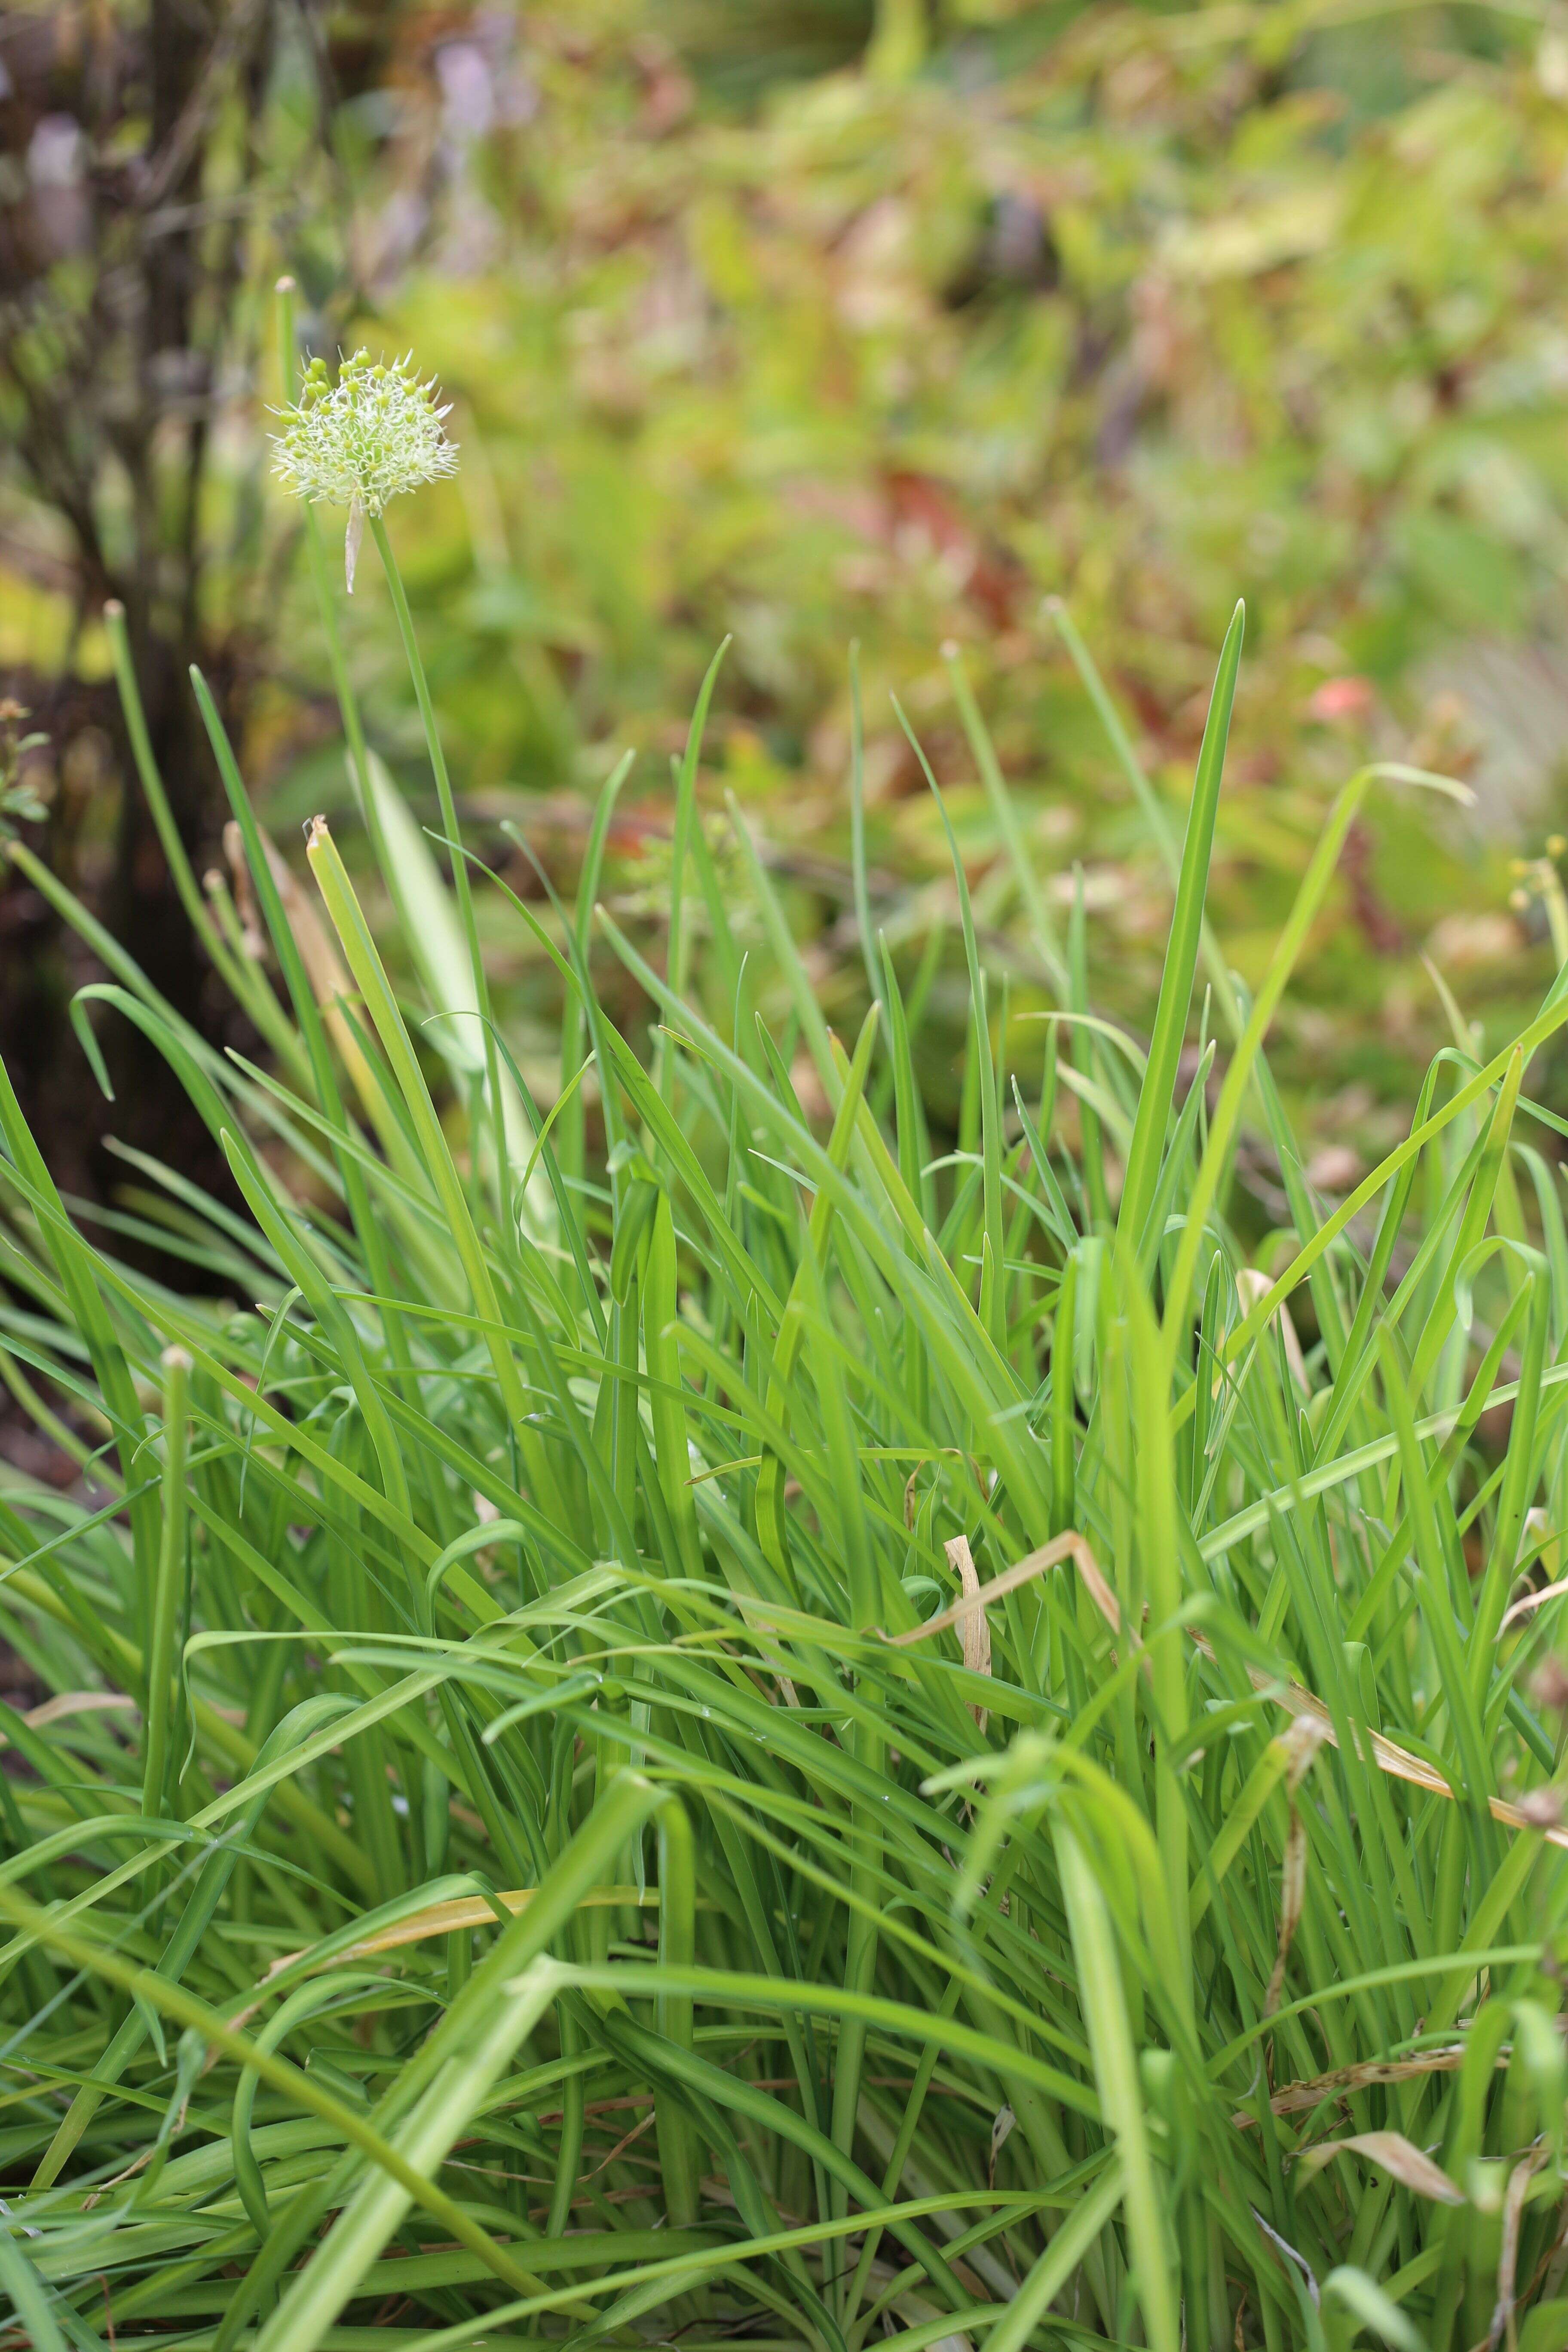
(6, 0), (1568, 1194)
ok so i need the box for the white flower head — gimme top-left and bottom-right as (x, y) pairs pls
(272, 349), (459, 590)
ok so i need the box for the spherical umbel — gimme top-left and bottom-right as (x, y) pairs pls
(272, 349), (459, 589)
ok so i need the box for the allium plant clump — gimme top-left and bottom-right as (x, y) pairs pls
(0, 328), (1567, 2352)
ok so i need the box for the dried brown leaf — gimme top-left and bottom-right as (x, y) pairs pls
(1264, 1721), (1326, 2018)
(886, 1530), (1122, 1652)
(1297, 2131), (1465, 2205)
(1235, 1267), (1310, 1399)
(884, 1531), (1568, 1852)
(943, 1535), (989, 1728)
(0, 1691), (138, 1743)
(1233, 2044), (1471, 2128)
(1501, 1574), (1568, 1636)
(1488, 2140), (1552, 2351)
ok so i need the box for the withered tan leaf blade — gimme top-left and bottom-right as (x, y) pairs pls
(944, 1534), (989, 1727)
(885, 1531), (1568, 1851)
(0, 1691), (138, 1743)
(885, 1530), (1117, 1648)
(943, 1536), (991, 1681)
(1236, 1265), (1309, 1398)
(1185, 1630), (1568, 1853)
(258, 1883), (658, 1998)
(1264, 1717), (1327, 2018)
(1297, 2131), (1464, 2205)
(1234, 2044), (1471, 2126)
(1500, 1573), (1568, 1636)
(1489, 2140), (1552, 2351)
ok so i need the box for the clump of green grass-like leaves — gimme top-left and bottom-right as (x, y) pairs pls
(2, 312), (1568, 2352)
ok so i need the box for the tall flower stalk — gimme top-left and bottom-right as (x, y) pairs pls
(270, 306), (511, 1225)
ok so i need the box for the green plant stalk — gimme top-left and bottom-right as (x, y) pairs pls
(945, 640), (1066, 990)
(368, 510), (508, 1210)
(559, 750), (634, 1187)
(895, 705), (1008, 1346)
(102, 602), (251, 1010)
(754, 1002), (880, 1595)
(0, 2240), (65, 2352)
(724, 791), (838, 1096)
(985, 2157), (1126, 2352)
(849, 640), (882, 1013)
(1125, 1261), (1191, 1976)
(140, 1344), (191, 1824)
(304, 817), (564, 1522)
(1045, 595), (1245, 1044)
(662, 638), (729, 1103)
(276, 293), (468, 1243)
(842, 1975), (964, 2334)
(1470, 1267), (1550, 1684)
(1185, 976), (1568, 1431)
(1118, 600), (1243, 1264)
(1069, 873), (1111, 1226)
(1056, 1821), (1180, 2352)
(645, 1192), (703, 1583)
(0, 1048), (163, 1649)
(188, 663), (419, 1394)
(1160, 760), (1379, 1351)
(1405, 1044), (1523, 1403)
(219, 1131), (411, 1524)
(655, 1795), (703, 2228)
(815, 1231), (886, 2312)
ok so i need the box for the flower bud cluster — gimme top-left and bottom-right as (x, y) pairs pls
(272, 349), (458, 587)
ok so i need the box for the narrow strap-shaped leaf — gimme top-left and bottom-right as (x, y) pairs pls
(1118, 600), (1243, 1265)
